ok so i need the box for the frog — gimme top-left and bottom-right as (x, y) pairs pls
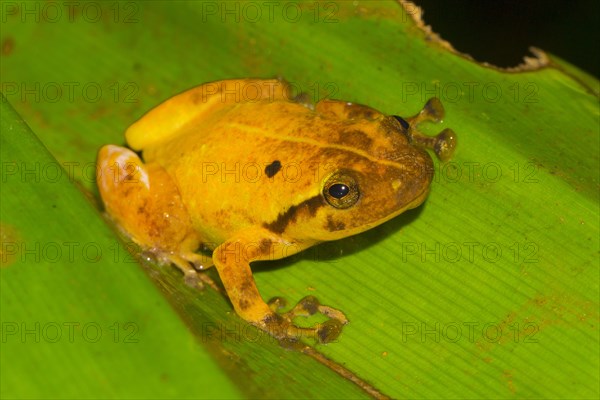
(96, 78), (456, 344)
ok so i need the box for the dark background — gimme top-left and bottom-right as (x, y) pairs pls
(414, 0), (599, 78)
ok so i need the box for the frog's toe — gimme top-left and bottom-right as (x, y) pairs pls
(183, 269), (203, 289)
(316, 319), (344, 343)
(167, 253), (222, 291)
(422, 97), (445, 122)
(406, 97), (445, 127)
(288, 296), (349, 324)
(267, 297), (288, 312)
(294, 295), (320, 316)
(167, 254), (203, 288)
(433, 128), (457, 161)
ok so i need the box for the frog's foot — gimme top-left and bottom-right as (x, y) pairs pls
(396, 98), (457, 161)
(213, 238), (348, 344)
(266, 296), (349, 344)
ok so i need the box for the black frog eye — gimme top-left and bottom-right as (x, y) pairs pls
(328, 183), (350, 199)
(323, 172), (360, 209)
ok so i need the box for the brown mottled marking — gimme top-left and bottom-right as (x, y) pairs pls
(300, 296), (319, 315)
(238, 298), (251, 310)
(264, 195), (324, 234)
(259, 238), (272, 254)
(342, 130), (374, 149)
(0, 223), (21, 268)
(240, 280), (255, 293)
(190, 92), (202, 104)
(326, 215), (346, 232)
(2, 37), (15, 56)
(263, 313), (284, 325)
(346, 104), (380, 120)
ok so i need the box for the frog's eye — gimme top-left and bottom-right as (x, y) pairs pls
(323, 172), (360, 209)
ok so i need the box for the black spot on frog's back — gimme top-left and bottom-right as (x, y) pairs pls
(265, 160), (282, 178)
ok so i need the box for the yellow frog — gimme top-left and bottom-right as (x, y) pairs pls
(97, 78), (455, 343)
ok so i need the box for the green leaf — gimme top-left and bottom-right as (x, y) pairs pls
(0, 94), (242, 399)
(1, 1), (598, 398)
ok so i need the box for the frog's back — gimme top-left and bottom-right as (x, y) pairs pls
(125, 79), (432, 245)
(141, 99), (400, 165)
(125, 79), (293, 151)
(138, 102), (346, 244)
(137, 97), (423, 246)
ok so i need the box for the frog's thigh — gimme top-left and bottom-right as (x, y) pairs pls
(97, 145), (202, 264)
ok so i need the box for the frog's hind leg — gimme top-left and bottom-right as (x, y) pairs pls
(397, 98), (457, 161)
(96, 145), (211, 284)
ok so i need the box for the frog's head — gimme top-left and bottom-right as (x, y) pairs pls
(313, 119), (434, 241)
(268, 110), (440, 243)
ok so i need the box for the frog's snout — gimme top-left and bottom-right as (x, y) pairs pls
(390, 148), (434, 210)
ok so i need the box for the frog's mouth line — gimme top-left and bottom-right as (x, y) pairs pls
(354, 184), (431, 236)
(403, 185), (431, 213)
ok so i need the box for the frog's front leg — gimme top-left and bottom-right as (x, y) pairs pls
(213, 231), (347, 343)
(97, 145), (212, 286)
